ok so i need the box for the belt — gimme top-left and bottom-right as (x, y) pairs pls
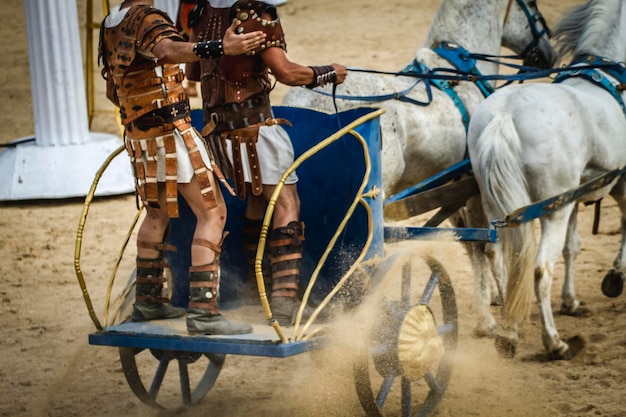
(131, 101), (191, 131)
(203, 95), (272, 134)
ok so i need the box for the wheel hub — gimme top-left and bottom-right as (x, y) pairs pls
(398, 305), (444, 380)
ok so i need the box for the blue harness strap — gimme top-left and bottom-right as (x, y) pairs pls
(433, 42), (496, 98)
(400, 59), (471, 131)
(307, 42), (495, 132)
(554, 55), (626, 117)
(414, 42), (496, 131)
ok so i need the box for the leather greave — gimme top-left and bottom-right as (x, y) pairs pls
(269, 221), (304, 299)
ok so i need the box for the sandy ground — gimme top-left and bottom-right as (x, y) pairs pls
(2, 0), (626, 416)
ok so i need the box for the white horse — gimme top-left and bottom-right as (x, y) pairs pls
(282, 0), (555, 337)
(467, 0), (626, 360)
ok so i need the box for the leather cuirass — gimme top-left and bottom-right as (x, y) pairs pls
(191, 1), (287, 117)
(99, 5), (187, 125)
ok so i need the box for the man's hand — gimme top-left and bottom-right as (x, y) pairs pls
(223, 20), (267, 56)
(331, 63), (348, 84)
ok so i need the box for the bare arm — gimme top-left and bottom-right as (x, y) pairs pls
(261, 46), (347, 87)
(152, 19), (266, 64)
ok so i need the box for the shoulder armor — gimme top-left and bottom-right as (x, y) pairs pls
(232, 1), (286, 53)
(137, 8), (185, 51)
(100, 6), (155, 73)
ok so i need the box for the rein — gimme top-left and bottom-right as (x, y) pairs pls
(317, 55), (626, 101)
(310, 51), (626, 133)
(310, 42), (539, 131)
(510, 0), (551, 58)
(312, 42), (504, 131)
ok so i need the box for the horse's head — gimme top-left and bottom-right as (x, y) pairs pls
(502, 0), (556, 69)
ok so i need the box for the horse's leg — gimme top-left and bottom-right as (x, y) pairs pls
(535, 204), (578, 359)
(468, 240), (498, 337)
(487, 240), (505, 305)
(458, 198), (497, 337)
(560, 203), (583, 315)
(604, 179), (626, 297)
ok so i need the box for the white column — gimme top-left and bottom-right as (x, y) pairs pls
(25, 0), (89, 146)
(0, 0), (134, 200)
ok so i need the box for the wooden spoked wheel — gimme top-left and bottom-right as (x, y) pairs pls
(119, 347), (225, 409)
(353, 255), (458, 417)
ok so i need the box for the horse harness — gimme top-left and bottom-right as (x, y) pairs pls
(401, 42), (496, 132)
(554, 55), (626, 118)
(316, 42), (495, 133)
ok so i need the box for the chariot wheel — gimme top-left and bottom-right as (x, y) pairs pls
(353, 255), (458, 417)
(119, 346), (225, 409)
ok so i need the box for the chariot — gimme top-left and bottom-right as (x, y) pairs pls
(76, 106), (467, 417)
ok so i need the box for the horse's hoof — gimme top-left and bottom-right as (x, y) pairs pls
(546, 336), (586, 361)
(495, 335), (517, 359)
(490, 294), (502, 307)
(601, 269), (624, 298)
(559, 301), (591, 317)
(473, 325), (496, 339)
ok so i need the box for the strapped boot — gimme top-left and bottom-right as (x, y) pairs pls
(187, 236), (253, 335)
(269, 221), (316, 326)
(242, 217), (272, 304)
(131, 241), (186, 321)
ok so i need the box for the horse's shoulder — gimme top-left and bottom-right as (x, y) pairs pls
(415, 48), (449, 68)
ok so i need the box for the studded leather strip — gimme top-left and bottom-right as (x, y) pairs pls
(188, 257), (221, 313)
(246, 138), (262, 196)
(231, 137), (245, 200)
(131, 140), (148, 203)
(125, 119), (218, 216)
(176, 120), (217, 210)
(162, 133), (178, 217)
(143, 136), (159, 208)
(136, 276), (165, 284)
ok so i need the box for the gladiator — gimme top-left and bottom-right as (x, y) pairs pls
(189, 0), (347, 326)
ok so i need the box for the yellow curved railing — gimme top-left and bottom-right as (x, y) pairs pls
(253, 108), (386, 342)
(74, 144), (127, 331)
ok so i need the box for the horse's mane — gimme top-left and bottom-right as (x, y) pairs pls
(552, 0), (621, 60)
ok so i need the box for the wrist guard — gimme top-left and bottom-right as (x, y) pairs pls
(306, 65), (337, 89)
(193, 40), (224, 59)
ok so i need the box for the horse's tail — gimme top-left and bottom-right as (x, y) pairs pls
(471, 112), (536, 328)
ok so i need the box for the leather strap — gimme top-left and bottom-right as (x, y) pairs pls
(131, 101), (191, 130)
(137, 240), (177, 252)
(191, 238), (223, 254)
(135, 276), (166, 284)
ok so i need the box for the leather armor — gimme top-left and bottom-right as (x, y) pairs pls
(189, 1), (291, 199)
(99, 5), (218, 217)
(99, 5), (187, 125)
